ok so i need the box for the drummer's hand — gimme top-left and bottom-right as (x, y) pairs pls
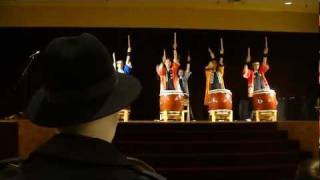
(173, 43), (178, 50)
(263, 47), (268, 55)
(246, 56), (251, 63)
(219, 58), (223, 65)
(262, 57), (267, 64)
(220, 48), (224, 55)
(246, 47), (251, 63)
(187, 55), (191, 62)
(127, 47), (132, 53)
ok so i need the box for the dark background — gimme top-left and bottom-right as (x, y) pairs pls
(0, 28), (318, 120)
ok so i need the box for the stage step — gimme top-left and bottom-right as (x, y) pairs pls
(113, 122), (308, 179)
(127, 152), (301, 167)
(157, 164), (297, 180)
(116, 122), (278, 132)
(115, 130), (288, 141)
(114, 140), (299, 153)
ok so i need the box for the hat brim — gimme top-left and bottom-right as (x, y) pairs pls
(26, 73), (141, 127)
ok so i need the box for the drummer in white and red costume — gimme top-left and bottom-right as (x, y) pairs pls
(243, 45), (270, 97)
(156, 37), (180, 91)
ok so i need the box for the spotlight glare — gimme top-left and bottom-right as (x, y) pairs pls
(284, 1), (293, 5)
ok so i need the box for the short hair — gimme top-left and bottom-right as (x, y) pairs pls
(116, 60), (124, 64)
(295, 160), (319, 180)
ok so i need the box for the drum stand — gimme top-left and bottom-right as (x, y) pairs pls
(183, 98), (191, 122)
(209, 110), (233, 122)
(254, 110), (277, 122)
(160, 110), (187, 122)
(118, 109), (131, 122)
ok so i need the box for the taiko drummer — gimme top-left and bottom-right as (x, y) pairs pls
(113, 35), (133, 75)
(243, 38), (270, 98)
(156, 33), (180, 91)
(204, 40), (225, 106)
(177, 51), (192, 95)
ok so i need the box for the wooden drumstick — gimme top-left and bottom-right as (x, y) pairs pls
(265, 36), (268, 49)
(173, 32), (177, 49)
(220, 37), (224, 54)
(208, 47), (215, 59)
(264, 36), (268, 55)
(246, 47), (251, 63)
(128, 35), (131, 48)
(187, 50), (191, 62)
(112, 52), (116, 70)
(162, 49), (167, 63)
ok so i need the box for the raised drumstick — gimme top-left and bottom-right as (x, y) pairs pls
(246, 47), (251, 63)
(162, 49), (167, 63)
(173, 32), (177, 49)
(220, 37), (224, 55)
(264, 36), (269, 55)
(265, 36), (268, 49)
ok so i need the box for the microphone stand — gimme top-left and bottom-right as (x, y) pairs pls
(2, 51), (40, 120)
(16, 51), (40, 117)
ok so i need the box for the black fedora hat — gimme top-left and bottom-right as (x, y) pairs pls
(26, 33), (141, 127)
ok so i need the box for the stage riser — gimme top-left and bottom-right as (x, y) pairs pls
(115, 131), (288, 141)
(113, 122), (309, 179)
(116, 122), (278, 132)
(0, 122), (18, 160)
(128, 152), (301, 167)
(157, 166), (297, 180)
(114, 141), (299, 154)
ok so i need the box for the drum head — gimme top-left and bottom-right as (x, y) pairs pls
(253, 89), (275, 95)
(209, 89), (232, 95)
(160, 90), (184, 96)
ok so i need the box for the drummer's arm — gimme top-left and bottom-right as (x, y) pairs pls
(156, 63), (166, 76)
(162, 49), (167, 64)
(218, 57), (224, 76)
(244, 47), (252, 78)
(260, 56), (269, 74)
(185, 63), (191, 78)
(173, 51), (180, 65)
(125, 48), (132, 68)
(218, 65), (224, 77)
(260, 46), (269, 73)
(172, 61), (180, 75)
(243, 64), (251, 79)
(173, 42), (180, 65)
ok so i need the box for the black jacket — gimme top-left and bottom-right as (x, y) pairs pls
(1, 134), (165, 180)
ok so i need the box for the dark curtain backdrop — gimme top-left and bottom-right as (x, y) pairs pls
(0, 28), (318, 120)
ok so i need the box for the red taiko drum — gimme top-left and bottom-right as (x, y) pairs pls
(252, 89), (278, 110)
(160, 90), (184, 112)
(207, 89), (232, 110)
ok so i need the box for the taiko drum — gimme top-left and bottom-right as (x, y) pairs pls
(252, 89), (278, 110)
(207, 89), (232, 110)
(159, 90), (184, 112)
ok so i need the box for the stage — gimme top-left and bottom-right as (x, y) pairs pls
(0, 119), (318, 179)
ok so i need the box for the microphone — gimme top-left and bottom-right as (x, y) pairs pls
(21, 50), (40, 77)
(29, 50), (40, 58)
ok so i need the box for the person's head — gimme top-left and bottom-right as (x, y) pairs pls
(164, 59), (172, 69)
(116, 60), (124, 70)
(208, 60), (218, 69)
(178, 69), (184, 77)
(26, 33), (141, 141)
(295, 160), (319, 180)
(60, 113), (118, 142)
(252, 61), (260, 71)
